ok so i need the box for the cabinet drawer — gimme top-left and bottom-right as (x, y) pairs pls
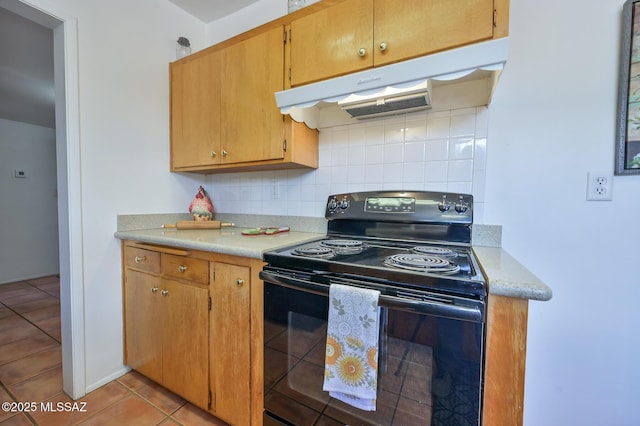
(162, 254), (209, 285)
(124, 247), (161, 274)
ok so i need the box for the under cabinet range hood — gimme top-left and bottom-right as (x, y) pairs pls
(338, 80), (432, 119)
(275, 38), (509, 128)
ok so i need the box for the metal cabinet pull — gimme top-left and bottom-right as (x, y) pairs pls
(378, 41), (387, 52)
(134, 256), (146, 263)
(151, 287), (159, 293)
(210, 151), (217, 157)
(358, 48), (366, 57)
(161, 290), (169, 296)
(236, 279), (245, 287)
(178, 265), (188, 273)
(221, 149), (228, 157)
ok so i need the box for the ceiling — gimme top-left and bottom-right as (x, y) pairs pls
(168, 0), (260, 23)
(0, 1), (258, 129)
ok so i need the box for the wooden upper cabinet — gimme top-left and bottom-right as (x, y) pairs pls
(221, 26), (286, 164)
(373, 0), (495, 67)
(170, 25), (318, 173)
(290, 0), (499, 86)
(170, 50), (221, 169)
(290, 0), (374, 87)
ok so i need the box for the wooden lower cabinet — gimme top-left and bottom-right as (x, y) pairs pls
(122, 241), (263, 425)
(161, 278), (209, 408)
(123, 257), (209, 409)
(210, 262), (251, 425)
(123, 269), (163, 383)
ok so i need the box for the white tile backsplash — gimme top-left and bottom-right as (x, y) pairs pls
(207, 107), (489, 222)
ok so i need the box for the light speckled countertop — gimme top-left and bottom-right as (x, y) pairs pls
(473, 246), (552, 301)
(114, 226), (324, 259)
(115, 214), (552, 301)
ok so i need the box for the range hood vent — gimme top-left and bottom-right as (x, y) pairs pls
(275, 38), (508, 128)
(339, 80), (431, 119)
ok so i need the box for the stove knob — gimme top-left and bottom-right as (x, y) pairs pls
(328, 198), (338, 211)
(437, 201), (451, 212)
(455, 203), (469, 213)
(340, 198), (350, 209)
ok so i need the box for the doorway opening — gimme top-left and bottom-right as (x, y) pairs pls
(0, 0), (85, 399)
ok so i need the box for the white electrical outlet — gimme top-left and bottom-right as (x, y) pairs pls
(271, 183), (281, 199)
(586, 171), (613, 201)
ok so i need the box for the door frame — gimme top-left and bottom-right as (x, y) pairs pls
(4, 0), (86, 399)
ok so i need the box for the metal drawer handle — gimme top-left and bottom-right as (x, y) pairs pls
(358, 48), (366, 57)
(178, 265), (188, 273)
(236, 279), (244, 287)
(379, 41), (387, 52)
(161, 290), (169, 296)
(221, 149), (228, 157)
(151, 287), (159, 293)
(134, 256), (146, 263)
(210, 151), (217, 157)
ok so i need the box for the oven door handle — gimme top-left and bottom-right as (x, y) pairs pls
(260, 270), (483, 323)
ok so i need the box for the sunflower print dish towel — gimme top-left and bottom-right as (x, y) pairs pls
(322, 284), (381, 411)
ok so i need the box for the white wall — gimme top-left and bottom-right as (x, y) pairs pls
(488, 0), (640, 425)
(0, 118), (59, 283)
(44, 0), (206, 391)
(206, 0), (640, 424)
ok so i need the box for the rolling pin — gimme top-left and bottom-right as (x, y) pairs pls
(162, 221), (235, 230)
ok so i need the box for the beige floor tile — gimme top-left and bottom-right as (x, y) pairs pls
(1, 290), (51, 308)
(117, 371), (186, 415)
(0, 413), (33, 425)
(30, 381), (131, 426)
(171, 403), (230, 425)
(0, 386), (16, 422)
(10, 295), (60, 315)
(45, 328), (62, 343)
(0, 318), (42, 346)
(33, 315), (61, 334)
(0, 285), (41, 303)
(0, 332), (59, 365)
(0, 306), (14, 320)
(76, 393), (167, 425)
(36, 282), (60, 298)
(8, 365), (63, 403)
(26, 275), (59, 286)
(0, 345), (61, 385)
(21, 305), (60, 324)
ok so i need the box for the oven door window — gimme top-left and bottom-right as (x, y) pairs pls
(264, 282), (484, 426)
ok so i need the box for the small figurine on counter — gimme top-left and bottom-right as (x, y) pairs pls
(189, 186), (214, 221)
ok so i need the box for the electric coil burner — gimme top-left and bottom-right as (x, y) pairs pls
(383, 253), (461, 274)
(261, 191), (487, 426)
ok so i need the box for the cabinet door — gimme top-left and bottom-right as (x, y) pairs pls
(221, 26), (286, 164)
(124, 270), (163, 384)
(161, 279), (209, 410)
(290, 0), (373, 86)
(170, 50), (222, 169)
(373, 0), (495, 67)
(210, 263), (251, 425)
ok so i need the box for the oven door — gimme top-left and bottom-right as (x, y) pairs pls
(261, 268), (485, 426)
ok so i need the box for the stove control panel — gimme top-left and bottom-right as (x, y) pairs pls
(365, 196), (415, 213)
(326, 191), (473, 224)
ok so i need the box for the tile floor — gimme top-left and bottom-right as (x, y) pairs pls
(0, 276), (229, 425)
